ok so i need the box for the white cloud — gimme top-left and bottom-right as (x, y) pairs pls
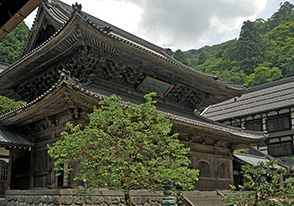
(24, 0), (287, 51)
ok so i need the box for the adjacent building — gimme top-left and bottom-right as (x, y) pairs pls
(203, 77), (294, 165)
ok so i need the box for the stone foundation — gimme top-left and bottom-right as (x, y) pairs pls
(5, 189), (167, 206)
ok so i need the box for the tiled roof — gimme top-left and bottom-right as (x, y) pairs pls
(0, 74), (265, 141)
(234, 153), (270, 166)
(20, 0), (245, 92)
(0, 127), (34, 148)
(234, 149), (294, 169)
(202, 77), (294, 121)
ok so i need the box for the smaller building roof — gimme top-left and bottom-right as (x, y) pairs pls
(234, 147), (294, 171)
(202, 77), (294, 121)
(0, 127), (34, 148)
(234, 152), (270, 166)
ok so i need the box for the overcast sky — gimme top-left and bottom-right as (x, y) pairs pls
(24, 0), (294, 51)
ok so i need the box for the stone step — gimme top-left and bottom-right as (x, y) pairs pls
(182, 191), (228, 206)
(0, 198), (5, 206)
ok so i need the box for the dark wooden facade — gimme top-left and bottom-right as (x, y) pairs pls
(0, 80), (263, 190)
(0, 0), (265, 191)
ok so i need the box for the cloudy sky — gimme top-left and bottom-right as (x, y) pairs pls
(25, 0), (294, 51)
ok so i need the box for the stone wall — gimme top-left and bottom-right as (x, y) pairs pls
(5, 189), (167, 206)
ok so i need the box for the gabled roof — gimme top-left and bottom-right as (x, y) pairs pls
(0, 73), (266, 146)
(202, 77), (294, 121)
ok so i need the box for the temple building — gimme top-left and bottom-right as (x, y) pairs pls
(0, 0), (265, 195)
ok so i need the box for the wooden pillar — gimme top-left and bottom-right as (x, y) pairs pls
(29, 148), (34, 189)
(214, 158), (218, 190)
(63, 164), (68, 187)
(7, 149), (12, 190)
(229, 158), (234, 186)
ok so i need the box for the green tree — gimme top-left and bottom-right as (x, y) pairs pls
(0, 21), (30, 63)
(0, 95), (26, 115)
(222, 160), (294, 206)
(267, 21), (294, 47)
(254, 18), (267, 34)
(236, 20), (265, 75)
(48, 93), (199, 206)
(198, 52), (209, 65)
(265, 1), (294, 32)
(173, 49), (189, 65)
(245, 62), (282, 87)
(216, 69), (247, 86)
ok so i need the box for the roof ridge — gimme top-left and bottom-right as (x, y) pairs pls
(49, 0), (169, 56)
(246, 76), (294, 93)
(43, 0), (245, 91)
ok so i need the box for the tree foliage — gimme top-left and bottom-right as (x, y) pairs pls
(173, 49), (189, 65)
(0, 95), (26, 115)
(245, 62), (282, 87)
(236, 20), (265, 75)
(48, 93), (199, 206)
(222, 160), (294, 206)
(0, 21), (30, 64)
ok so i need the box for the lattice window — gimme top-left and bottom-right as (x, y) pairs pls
(0, 160), (8, 181)
(244, 119), (262, 131)
(266, 113), (291, 132)
(268, 141), (293, 157)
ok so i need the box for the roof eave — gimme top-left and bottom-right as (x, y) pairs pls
(0, 76), (266, 145)
(1, 11), (244, 106)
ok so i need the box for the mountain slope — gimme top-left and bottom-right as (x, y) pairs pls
(174, 1), (294, 88)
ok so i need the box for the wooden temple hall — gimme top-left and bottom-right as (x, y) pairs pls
(0, 0), (266, 194)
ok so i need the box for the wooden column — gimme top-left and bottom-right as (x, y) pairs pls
(29, 149), (34, 189)
(7, 149), (12, 190)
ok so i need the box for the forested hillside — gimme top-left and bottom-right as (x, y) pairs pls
(0, 21), (30, 64)
(0, 21), (29, 112)
(174, 1), (294, 87)
(0, 96), (26, 115)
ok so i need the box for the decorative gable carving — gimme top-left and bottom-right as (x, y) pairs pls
(15, 50), (209, 110)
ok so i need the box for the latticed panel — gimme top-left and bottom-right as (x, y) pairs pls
(0, 160), (8, 196)
(0, 160), (8, 181)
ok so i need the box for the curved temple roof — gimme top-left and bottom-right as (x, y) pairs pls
(0, 0), (246, 110)
(39, 0), (245, 91)
(0, 74), (266, 143)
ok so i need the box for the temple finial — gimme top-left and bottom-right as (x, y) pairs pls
(72, 2), (82, 12)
